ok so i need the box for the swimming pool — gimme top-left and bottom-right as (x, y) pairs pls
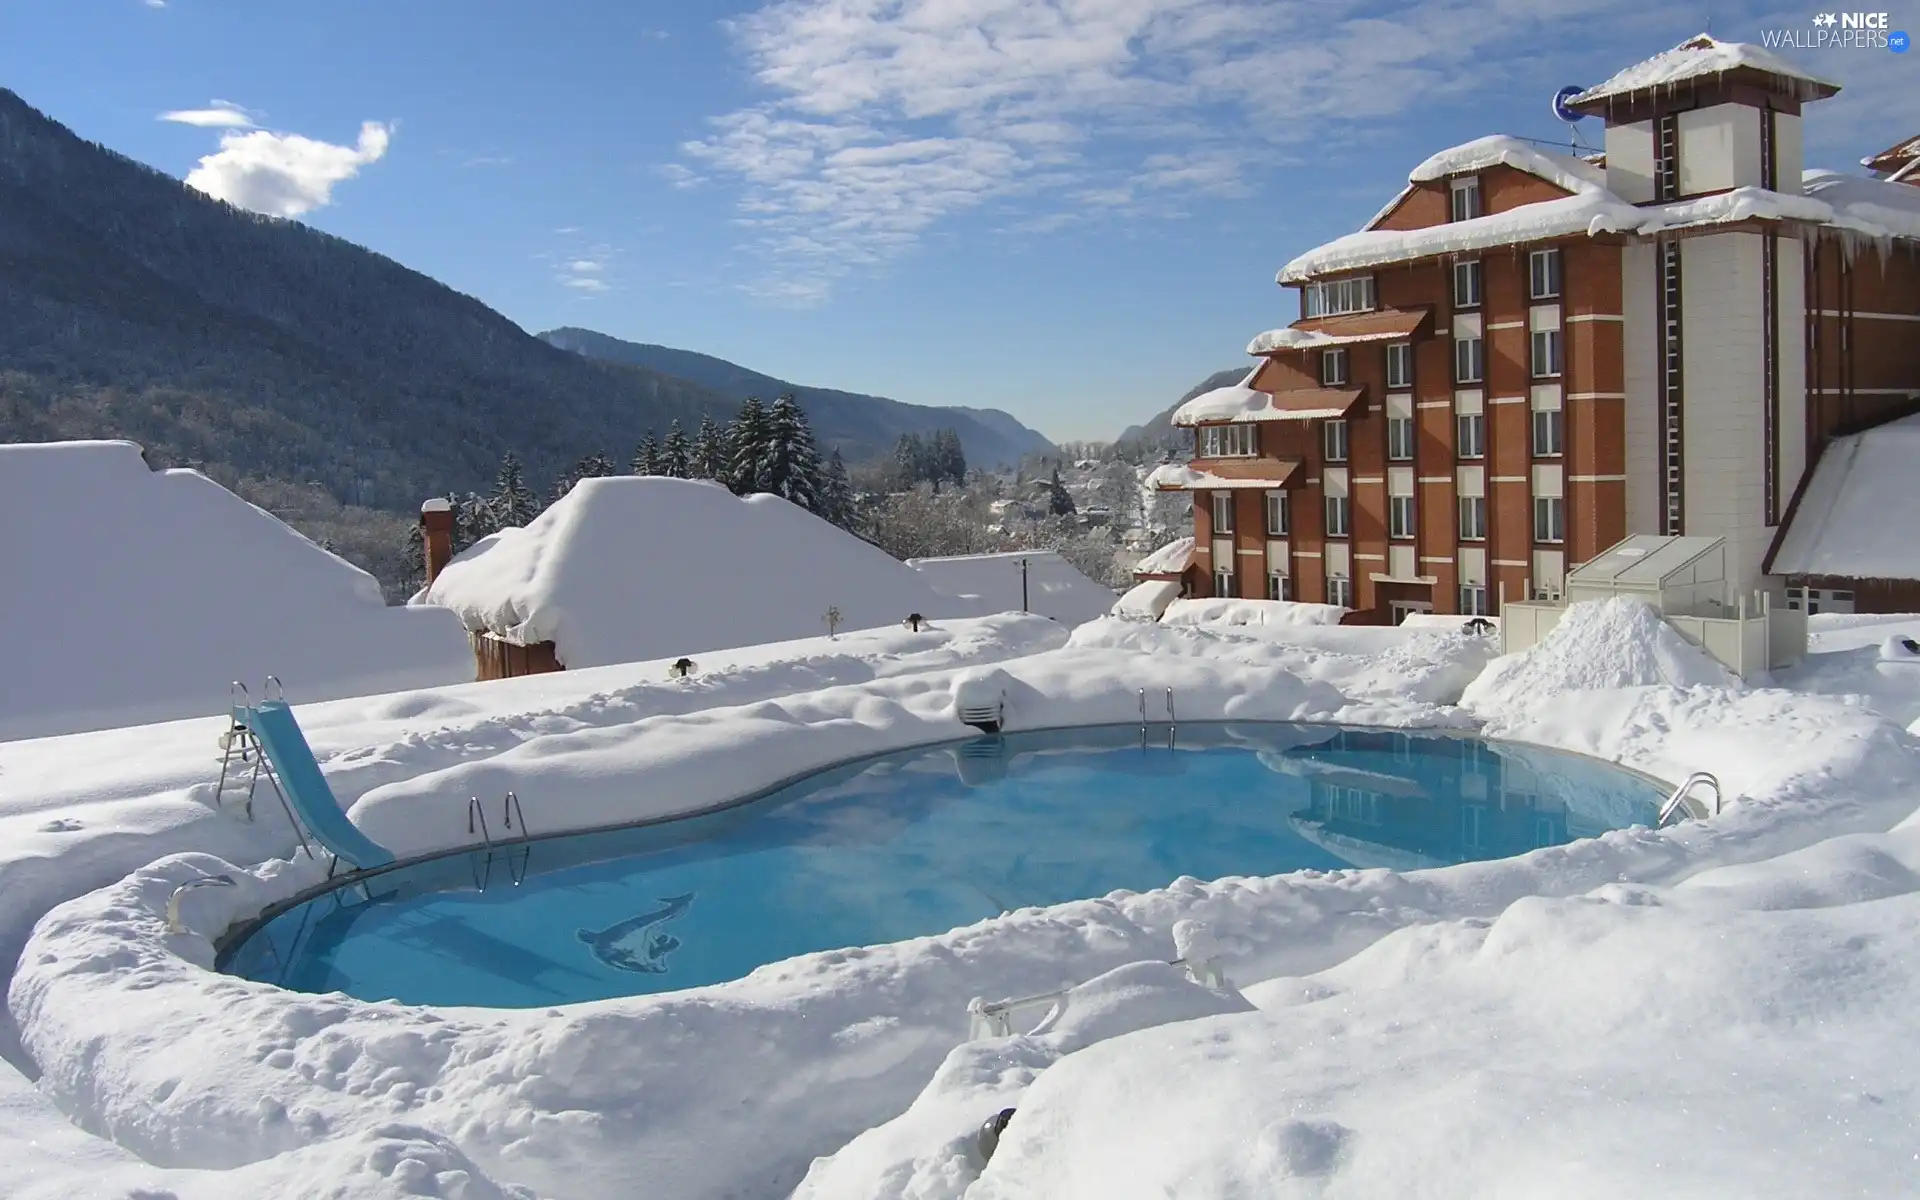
(220, 723), (1666, 1007)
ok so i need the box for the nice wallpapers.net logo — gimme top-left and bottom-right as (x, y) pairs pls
(1760, 12), (1910, 50)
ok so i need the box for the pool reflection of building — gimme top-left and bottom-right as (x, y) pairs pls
(1282, 728), (1607, 868)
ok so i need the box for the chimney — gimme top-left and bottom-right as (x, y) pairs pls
(421, 498), (454, 585)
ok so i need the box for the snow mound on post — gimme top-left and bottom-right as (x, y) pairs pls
(907, 550), (1117, 627)
(1462, 598), (1736, 720)
(0, 440), (471, 741)
(416, 476), (970, 668)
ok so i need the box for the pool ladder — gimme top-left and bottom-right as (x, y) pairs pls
(1138, 686), (1177, 749)
(467, 791), (533, 892)
(1656, 772), (1723, 828)
(966, 948), (1227, 1041)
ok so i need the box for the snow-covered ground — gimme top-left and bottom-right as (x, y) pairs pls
(4, 602), (1920, 1198)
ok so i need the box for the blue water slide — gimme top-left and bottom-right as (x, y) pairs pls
(246, 699), (396, 871)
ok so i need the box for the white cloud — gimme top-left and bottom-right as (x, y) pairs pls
(553, 246), (616, 296)
(158, 101), (254, 128)
(562, 276), (611, 293)
(183, 121), (391, 218)
(682, 0), (1787, 304)
(144, 0), (166, 8)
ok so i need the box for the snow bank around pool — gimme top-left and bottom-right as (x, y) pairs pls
(0, 440), (472, 741)
(416, 476), (969, 668)
(1462, 597), (1735, 725)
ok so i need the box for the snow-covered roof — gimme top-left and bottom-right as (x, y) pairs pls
(1147, 462), (1301, 491)
(416, 476), (971, 666)
(1863, 135), (1920, 173)
(1568, 534), (1726, 589)
(1568, 34), (1839, 110)
(1134, 536), (1195, 576)
(0, 440), (471, 740)
(1172, 383), (1361, 426)
(1771, 413), (1920, 581)
(1246, 308), (1430, 355)
(905, 550), (1118, 627)
(1408, 134), (1607, 194)
(1800, 170), (1920, 241)
(1112, 578), (1182, 620)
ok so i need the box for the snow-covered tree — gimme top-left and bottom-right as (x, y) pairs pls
(691, 415), (727, 480)
(630, 431), (661, 477)
(661, 419), (692, 479)
(727, 397), (773, 494)
(488, 453), (541, 528)
(1046, 465), (1076, 517)
(551, 451), (616, 502)
(820, 448), (854, 529)
(760, 393), (824, 511)
(931, 429), (967, 486)
(453, 491), (496, 551)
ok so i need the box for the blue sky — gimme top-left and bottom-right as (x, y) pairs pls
(2, 0), (1914, 440)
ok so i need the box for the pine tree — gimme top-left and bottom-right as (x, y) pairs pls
(893, 433), (927, 488)
(1047, 465), (1076, 517)
(553, 451), (617, 503)
(691, 414), (727, 480)
(727, 396), (773, 494)
(489, 453), (541, 527)
(661, 419), (692, 479)
(761, 393), (825, 512)
(630, 431), (661, 476)
(820, 448), (854, 529)
(454, 490), (497, 552)
(933, 429), (967, 486)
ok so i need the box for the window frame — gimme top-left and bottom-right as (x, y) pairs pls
(1210, 491), (1235, 534)
(1323, 419), (1350, 464)
(1533, 495), (1566, 544)
(1458, 495), (1487, 541)
(1454, 336), (1485, 384)
(1212, 566), (1235, 598)
(1529, 248), (1562, 299)
(1452, 259), (1482, 309)
(1267, 571), (1292, 602)
(1301, 276), (1377, 319)
(1388, 494), (1416, 540)
(1321, 347), (1349, 386)
(1531, 407), (1564, 458)
(1264, 489), (1289, 537)
(1530, 328), (1563, 379)
(1450, 175), (1482, 222)
(1387, 414), (1416, 461)
(1458, 583), (1488, 615)
(1385, 342), (1413, 390)
(1456, 412), (1486, 459)
(1200, 422), (1258, 458)
(1324, 495), (1351, 538)
(1326, 575), (1354, 608)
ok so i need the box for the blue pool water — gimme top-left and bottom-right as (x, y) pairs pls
(221, 723), (1665, 1008)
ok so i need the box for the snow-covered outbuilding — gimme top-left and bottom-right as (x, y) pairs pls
(0, 440), (472, 740)
(905, 550), (1116, 627)
(1132, 536), (1196, 586)
(414, 477), (972, 676)
(1766, 412), (1920, 615)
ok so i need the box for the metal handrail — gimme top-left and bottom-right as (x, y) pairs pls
(262, 675), (283, 703)
(1657, 771), (1723, 828)
(167, 874), (236, 934)
(467, 796), (493, 847)
(1137, 687), (1147, 729)
(503, 791), (528, 837)
(1165, 687), (1176, 727)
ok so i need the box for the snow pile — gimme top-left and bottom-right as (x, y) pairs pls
(1145, 462), (1300, 489)
(1408, 133), (1607, 193)
(417, 476), (971, 667)
(1161, 598), (1347, 628)
(1803, 170), (1920, 240)
(1399, 611), (1499, 633)
(1133, 536), (1194, 576)
(907, 550), (1117, 627)
(1167, 372), (1280, 425)
(1770, 412), (1920, 580)
(1112, 580), (1182, 621)
(0, 440), (471, 741)
(1462, 598), (1736, 722)
(1244, 324), (1412, 354)
(1570, 33), (1838, 107)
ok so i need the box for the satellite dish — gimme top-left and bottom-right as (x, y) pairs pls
(1551, 85), (1585, 124)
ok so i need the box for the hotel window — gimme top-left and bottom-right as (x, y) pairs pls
(1530, 248), (1562, 299)
(1450, 175), (1482, 221)
(1534, 496), (1565, 544)
(1532, 408), (1563, 457)
(1388, 495), (1416, 540)
(1324, 495), (1351, 538)
(1785, 586), (1856, 615)
(1213, 567), (1235, 598)
(1301, 276), (1376, 318)
(1459, 495), (1487, 541)
(1210, 491), (1235, 534)
(1454, 336), (1484, 384)
(1200, 422), (1258, 458)
(1267, 571), (1293, 602)
(1321, 347), (1349, 386)
(1456, 412), (1486, 459)
(1531, 328), (1563, 378)
(1264, 489), (1289, 536)
(1452, 260), (1482, 309)
(1385, 342), (1413, 390)
(1327, 575), (1354, 608)
(1323, 419), (1349, 463)
(1387, 414), (1415, 461)
(1459, 583), (1489, 615)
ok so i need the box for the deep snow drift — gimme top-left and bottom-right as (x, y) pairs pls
(7, 599), (1920, 1199)
(906, 550), (1117, 627)
(0, 440), (471, 741)
(415, 476), (973, 668)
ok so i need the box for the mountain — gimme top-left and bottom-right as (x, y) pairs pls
(1115, 367), (1247, 450)
(0, 88), (743, 510)
(539, 328), (1056, 469)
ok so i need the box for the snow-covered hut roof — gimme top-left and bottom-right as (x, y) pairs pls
(1407, 134), (1608, 194)
(0, 440), (471, 741)
(1246, 308), (1431, 355)
(1172, 382), (1361, 426)
(1770, 414), (1920, 581)
(1568, 34), (1839, 112)
(1148, 461), (1302, 491)
(416, 476), (970, 667)
(1799, 170), (1920, 240)
(905, 550), (1117, 626)
(1134, 536), (1195, 576)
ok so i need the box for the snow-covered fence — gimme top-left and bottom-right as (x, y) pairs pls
(1501, 592), (1798, 678)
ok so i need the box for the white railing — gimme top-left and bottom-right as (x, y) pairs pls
(1657, 771), (1723, 828)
